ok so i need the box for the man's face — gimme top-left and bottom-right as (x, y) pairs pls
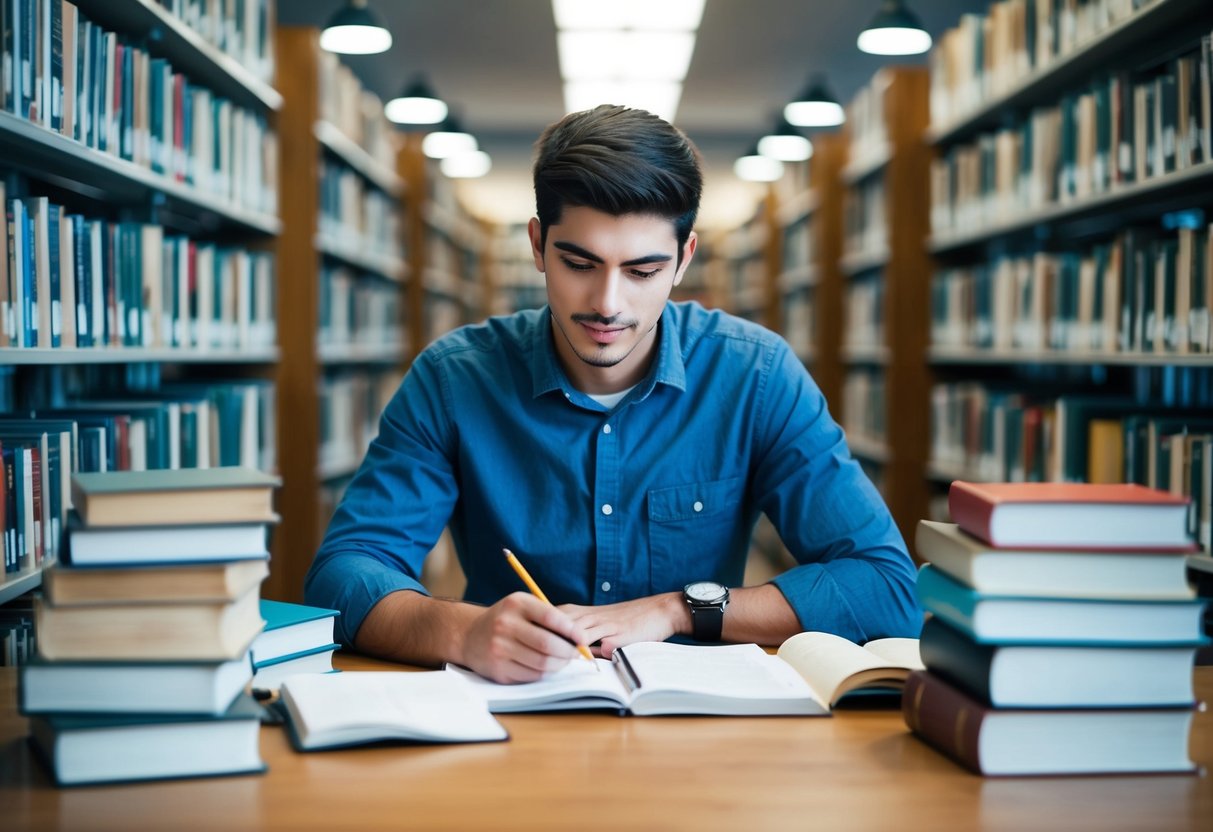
(529, 206), (697, 395)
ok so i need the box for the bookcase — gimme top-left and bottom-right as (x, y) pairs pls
(838, 66), (932, 550)
(0, 0), (281, 632)
(270, 27), (408, 603)
(925, 0), (1213, 560)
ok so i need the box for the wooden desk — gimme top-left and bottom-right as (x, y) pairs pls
(2, 656), (1211, 831)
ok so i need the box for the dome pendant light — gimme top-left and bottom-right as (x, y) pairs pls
(320, 0), (393, 55)
(857, 0), (932, 56)
(385, 76), (449, 125)
(734, 146), (784, 183)
(784, 74), (845, 128)
(757, 116), (813, 162)
(422, 116), (478, 159)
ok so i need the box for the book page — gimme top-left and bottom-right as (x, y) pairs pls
(776, 632), (922, 706)
(443, 659), (630, 711)
(619, 642), (815, 700)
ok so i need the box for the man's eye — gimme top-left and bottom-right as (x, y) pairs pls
(631, 268), (661, 279)
(561, 258), (594, 272)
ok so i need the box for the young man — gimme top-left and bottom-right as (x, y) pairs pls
(305, 105), (921, 683)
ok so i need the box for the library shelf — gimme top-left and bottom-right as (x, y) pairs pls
(0, 570), (42, 607)
(1, 348), (280, 365)
(316, 343), (408, 366)
(0, 112), (281, 236)
(846, 434), (893, 464)
(313, 121), (404, 197)
(840, 248), (890, 277)
(314, 233), (407, 281)
(928, 347), (1213, 367)
(841, 345), (892, 366)
(840, 142), (892, 185)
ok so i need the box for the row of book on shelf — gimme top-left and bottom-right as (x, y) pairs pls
(18, 465), (345, 785)
(931, 223), (1212, 355)
(928, 386), (1212, 551)
(930, 0), (1182, 130)
(2, 381), (275, 575)
(317, 159), (402, 265)
(316, 265), (404, 350)
(2, 0), (278, 214)
(2, 185), (277, 351)
(931, 31), (1212, 234)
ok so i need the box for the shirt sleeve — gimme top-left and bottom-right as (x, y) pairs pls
(303, 352), (460, 646)
(752, 341), (922, 642)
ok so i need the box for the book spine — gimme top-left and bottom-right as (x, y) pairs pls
(901, 670), (987, 774)
(918, 618), (997, 705)
(946, 482), (997, 544)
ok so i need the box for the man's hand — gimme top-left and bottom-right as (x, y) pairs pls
(460, 592), (591, 684)
(560, 592), (689, 658)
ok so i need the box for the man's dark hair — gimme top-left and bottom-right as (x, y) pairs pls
(533, 105), (703, 265)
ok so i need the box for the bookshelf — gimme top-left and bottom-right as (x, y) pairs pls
(270, 27), (409, 603)
(925, 0), (1213, 559)
(0, 0), (281, 614)
(838, 66), (932, 550)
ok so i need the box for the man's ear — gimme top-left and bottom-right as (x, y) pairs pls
(673, 231), (698, 287)
(527, 217), (545, 273)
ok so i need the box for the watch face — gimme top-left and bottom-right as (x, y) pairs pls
(685, 581), (726, 603)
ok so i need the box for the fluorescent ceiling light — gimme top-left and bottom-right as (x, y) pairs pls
(552, 0), (705, 31)
(385, 77), (448, 125)
(564, 81), (682, 121)
(441, 150), (492, 179)
(557, 31), (696, 82)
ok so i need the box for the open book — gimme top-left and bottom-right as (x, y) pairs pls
(445, 634), (922, 716)
(277, 671), (508, 750)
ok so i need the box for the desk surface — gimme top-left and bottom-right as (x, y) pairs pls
(2, 655), (1211, 831)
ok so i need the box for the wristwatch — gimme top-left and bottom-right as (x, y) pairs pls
(683, 581), (730, 642)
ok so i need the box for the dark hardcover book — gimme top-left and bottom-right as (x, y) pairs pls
(45, 202), (60, 349)
(918, 616), (1200, 709)
(119, 41), (132, 161)
(902, 670), (1196, 776)
(69, 213), (88, 346)
(47, 0), (59, 131)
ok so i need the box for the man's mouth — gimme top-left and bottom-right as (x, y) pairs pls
(580, 322), (629, 345)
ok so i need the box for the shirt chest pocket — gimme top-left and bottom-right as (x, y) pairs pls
(647, 477), (744, 592)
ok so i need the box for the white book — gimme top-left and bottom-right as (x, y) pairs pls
(277, 671), (508, 751)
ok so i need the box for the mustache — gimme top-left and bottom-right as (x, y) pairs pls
(571, 313), (635, 327)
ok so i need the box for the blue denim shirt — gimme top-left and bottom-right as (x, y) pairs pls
(305, 301), (922, 646)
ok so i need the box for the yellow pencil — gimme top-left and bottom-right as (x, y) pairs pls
(503, 548), (595, 662)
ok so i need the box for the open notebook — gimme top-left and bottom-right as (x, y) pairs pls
(445, 633), (922, 716)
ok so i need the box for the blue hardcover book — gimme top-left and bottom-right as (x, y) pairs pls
(915, 564), (1208, 645)
(251, 599), (340, 666)
(251, 642), (340, 692)
(27, 692), (266, 786)
(45, 202), (60, 348)
(70, 214), (89, 346)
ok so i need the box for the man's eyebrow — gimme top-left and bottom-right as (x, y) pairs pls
(553, 241), (673, 267)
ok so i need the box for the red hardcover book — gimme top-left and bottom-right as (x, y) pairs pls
(947, 481), (1194, 551)
(902, 670), (1196, 776)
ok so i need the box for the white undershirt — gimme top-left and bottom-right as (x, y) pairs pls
(585, 385), (637, 410)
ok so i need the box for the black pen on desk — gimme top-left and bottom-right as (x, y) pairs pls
(503, 547), (596, 664)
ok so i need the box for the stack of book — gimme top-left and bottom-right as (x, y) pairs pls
(20, 467), (280, 786)
(250, 599), (341, 691)
(905, 480), (1207, 776)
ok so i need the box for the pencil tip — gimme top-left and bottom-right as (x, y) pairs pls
(502, 548), (513, 558)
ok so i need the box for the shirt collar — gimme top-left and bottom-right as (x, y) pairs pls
(529, 303), (687, 401)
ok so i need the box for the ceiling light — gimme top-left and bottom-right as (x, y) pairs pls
(784, 74), (845, 127)
(757, 118), (812, 162)
(857, 0), (932, 56)
(552, 0), (705, 31)
(734, 147), (784, 182)
(422, 116), (478, 159)
(558, 31), (696, 82)
(319, 0), (392, 55)
(563, 81), (682, 122)
(385, 76), (448, 125)
(441, 150), (492, 179)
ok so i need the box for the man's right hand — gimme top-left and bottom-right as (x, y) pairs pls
(459, 591), (591, 684)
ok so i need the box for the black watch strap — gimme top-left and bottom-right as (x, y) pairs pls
(690, 604), (724, 642)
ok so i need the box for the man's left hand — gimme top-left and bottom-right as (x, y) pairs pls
(559, 592), (690, 658)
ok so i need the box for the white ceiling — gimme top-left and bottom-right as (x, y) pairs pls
(280, 1), (987, 228)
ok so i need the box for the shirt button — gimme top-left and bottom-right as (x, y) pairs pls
(603, 424), (612, 434)
(693, 501), (704, 512)
(601, 504), (613, 516)
(601, 581), (611, 592)
(564, 392), (571, 398)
